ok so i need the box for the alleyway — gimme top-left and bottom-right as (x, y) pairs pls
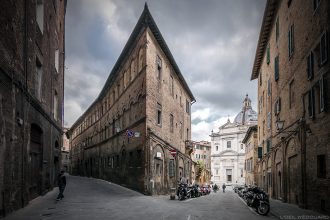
(4, 175), (275, 220)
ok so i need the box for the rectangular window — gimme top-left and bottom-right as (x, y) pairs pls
(55, 49), (59, 73)
(170, 114), (174, 133)
(307, 51), (314, 80)
(36, 59), (42, 100)
(186, 100), (190, 114)
(263, 120), (265, 135)
(180, 122), (183, 139)
(259, 71), (262, 86)
(317, 155), (326, 178)
(186, 128), (189, 140)
(227, 141), (231, 148)
(274, 97), (281, 115)
(274, 55), (279, 81)
(267, 112), (271, 129)
(289, 80), (294, 109)
(288, 24), (294, 58)
(169, 159), (175, 177)
(54, 90), (58, 120)
(313, 0), (321, 11)
(36, 0), (44, 33)
(320, 76), (326, 112)
(308, 88), (315, 118)
(320, 32), (328, 65)
(266, 139), (271, 153)
(170, 75), (174, 96)
(267, 79), (271, 96)
(156, 55), (162, 80)
(157, 103), (162, 125)
(276, 17), (279, 42)
(266, 45), (270, 65)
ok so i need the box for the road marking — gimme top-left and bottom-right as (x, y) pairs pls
(182, 197), (198, 202)
(187, 214), (191, 220)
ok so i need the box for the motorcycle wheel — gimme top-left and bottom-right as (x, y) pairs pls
(246, 198), (252, 207)
(178, 191), (185, 201)
(257, 203), (270, 216)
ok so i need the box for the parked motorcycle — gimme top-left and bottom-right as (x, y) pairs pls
(191, 184), (201, 198)
(177, 182), (187, 200)
(244, 186), (270, 216)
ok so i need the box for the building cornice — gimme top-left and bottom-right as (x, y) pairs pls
(251, 0), (279, 80)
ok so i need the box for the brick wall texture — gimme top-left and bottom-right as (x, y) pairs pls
(0, 0), (66, 216)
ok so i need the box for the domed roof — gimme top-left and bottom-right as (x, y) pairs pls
(233, 94), (257, 125)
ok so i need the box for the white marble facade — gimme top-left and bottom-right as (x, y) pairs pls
(210, 95), (257, 186)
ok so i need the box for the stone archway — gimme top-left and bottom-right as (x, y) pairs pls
(274, 148), (283, 199)
(153, 145), (165, 194)
(29, 124), (43, 200)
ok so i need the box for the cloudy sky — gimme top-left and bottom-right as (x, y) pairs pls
(64, 0), (266, 141)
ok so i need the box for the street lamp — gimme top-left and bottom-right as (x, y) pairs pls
(275, 120), (285, 131)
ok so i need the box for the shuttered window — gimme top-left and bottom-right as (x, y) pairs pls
(308, 88), (315, 118)
(266, 45), (270, 65)
(288, 24), (294, 58)
(274, 55), (279, 81)
(307, 51), (314, 80)
(320, 32), (328, 65)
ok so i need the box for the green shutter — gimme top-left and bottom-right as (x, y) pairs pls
(267, 45), (270, 65)
(258, 147), (263, 158)
(274, 56), (279, 81)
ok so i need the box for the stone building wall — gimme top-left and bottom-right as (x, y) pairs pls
(0, 0), (66, 216)
(252, 0), (330, 213)
(69, 5), (195, 196)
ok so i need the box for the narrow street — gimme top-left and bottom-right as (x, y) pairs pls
(5, 175), (275, 220)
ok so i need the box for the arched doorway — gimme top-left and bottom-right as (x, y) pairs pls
(286, 138), (300, 205)
(153, 145), (164, 194)
(275, 148), (283, 199)
(29, 124), (43, 199)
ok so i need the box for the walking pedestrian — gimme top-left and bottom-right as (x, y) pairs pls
(56, 170), (66, 201)
(222, 183), (226, 193)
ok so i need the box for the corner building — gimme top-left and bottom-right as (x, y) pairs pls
(69, 4), (195, 195)
(251, 0), (330, 213)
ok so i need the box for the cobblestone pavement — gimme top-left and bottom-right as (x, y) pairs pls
(4, 175), (278, 220)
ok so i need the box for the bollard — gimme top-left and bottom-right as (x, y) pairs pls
(170, 188), (176, 200)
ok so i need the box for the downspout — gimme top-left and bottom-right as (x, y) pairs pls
(300, 94), (307, 208)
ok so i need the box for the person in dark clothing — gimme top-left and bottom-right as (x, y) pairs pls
(222, 183), (226, 192)
(56, 170), (66, 201)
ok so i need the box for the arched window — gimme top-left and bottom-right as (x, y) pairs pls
(130, 59), (135, 81)
(138, 48), (144, 72)
(216, 146), (218, 151)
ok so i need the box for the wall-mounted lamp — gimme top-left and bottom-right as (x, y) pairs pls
(275, 120), (285, 131)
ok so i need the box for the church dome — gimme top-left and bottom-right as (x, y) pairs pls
(233, 94), (257, 125)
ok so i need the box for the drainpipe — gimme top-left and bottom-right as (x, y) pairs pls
(300, 95), (307, 209)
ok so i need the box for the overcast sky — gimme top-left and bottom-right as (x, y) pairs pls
(64, 0), (266, 141)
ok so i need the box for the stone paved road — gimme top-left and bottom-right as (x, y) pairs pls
(4, 175), (276, 220)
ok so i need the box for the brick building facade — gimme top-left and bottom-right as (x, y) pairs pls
(62, 128), (70, 172)
(251, 0), (329, 213)
(68, 4), (195, 195)
(0, 0), (66, 216)
(242, 125), (258, 186)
